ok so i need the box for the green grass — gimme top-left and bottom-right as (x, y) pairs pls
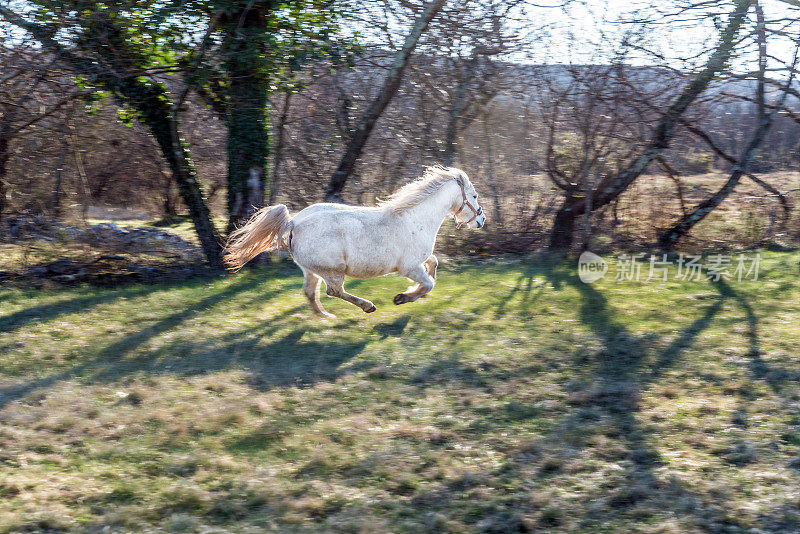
(1, 253), (800, 532)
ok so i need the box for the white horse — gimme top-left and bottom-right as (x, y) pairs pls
(223, 165), (485, 316)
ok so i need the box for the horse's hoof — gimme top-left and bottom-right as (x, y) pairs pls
(364, 305), (377, 313)
(393, 293), (408, 305)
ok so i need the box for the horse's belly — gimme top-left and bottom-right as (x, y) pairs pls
(343, 235), (432, 278)
(343, 251), (398, 278)
(345, 264), (397, 279)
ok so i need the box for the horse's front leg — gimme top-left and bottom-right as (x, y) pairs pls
(394, 261), (436, 305)
(424, 254), (438, 280)
(321, 272), (377, 313)
(398, 254), (438, 298)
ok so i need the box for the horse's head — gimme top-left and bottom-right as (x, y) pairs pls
(452, 170), (486, 229)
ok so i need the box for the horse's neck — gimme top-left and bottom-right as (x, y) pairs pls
(398, 185), (456, 234)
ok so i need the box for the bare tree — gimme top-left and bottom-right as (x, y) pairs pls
(324, 0), (447, 202)
(0, 39), (87, 222)
(658, 0), (800, 249)
(548, 0), (753, 251)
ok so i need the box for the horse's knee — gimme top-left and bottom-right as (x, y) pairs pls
(425, 255), (438, 279)
(421, 278), (435, 293)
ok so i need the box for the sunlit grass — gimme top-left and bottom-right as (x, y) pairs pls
(1, 252), (799, 532)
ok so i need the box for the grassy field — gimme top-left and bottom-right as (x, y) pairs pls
(1, 252), (800, 532)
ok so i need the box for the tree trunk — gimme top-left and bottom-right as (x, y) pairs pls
(683, 123), (790, 224)
(222, 7), (269, 232)
(549, 197), (579, 252)
(51, 132), (67, 218)
(547, 0), (752, 251)
(583, 171), (596, 251)
(0, 136), (8, 223)
(482, 113), (503, 227)
(69, 129), (90, 222)
(157, 100), (224, 268)
(269, 91), (292, 206)
(160, 167), (177, 219)
(324, 0), (447, 202)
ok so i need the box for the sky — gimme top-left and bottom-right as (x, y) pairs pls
(335, 0), (800, 75)
(511, 0), (800, 71)
(3, 0), (799, 73)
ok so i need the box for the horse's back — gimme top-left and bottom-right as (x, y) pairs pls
(293, 202), (376, 221)
(292, 203), (384, 231)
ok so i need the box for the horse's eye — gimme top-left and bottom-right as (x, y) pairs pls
(473, 195), (477, 199)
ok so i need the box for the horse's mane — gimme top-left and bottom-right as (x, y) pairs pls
(378, 165), (468, 213)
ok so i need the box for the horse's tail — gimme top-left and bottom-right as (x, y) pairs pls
(223, 204), (293, 272)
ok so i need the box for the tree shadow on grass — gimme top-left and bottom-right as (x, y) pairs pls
(543, 269), (674, 526)
(0, 284), (162, 334)
(711, 278), (787, 387)
(0, 274), (299, 408)
(1, 257), (417, 412)
(0, 262), (303, 336)
(492, 261), (553, 320)
(537, 267), (797, 529)
(395, 262), (784, 530)
(525, 267), (799, 530)
(84, 308), (373, 391)
(0, 290), (16, 307)
(373, 314), (411, 339)
(4, 258), (797, 531)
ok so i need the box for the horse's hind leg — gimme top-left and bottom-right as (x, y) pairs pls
(394, 262), (436, 305)
(302, 268), (334, 317)
(321, 272), (377, 313)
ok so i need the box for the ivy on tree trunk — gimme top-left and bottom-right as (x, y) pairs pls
(0, 137), (8, 223)
(221, 7), (270, 232)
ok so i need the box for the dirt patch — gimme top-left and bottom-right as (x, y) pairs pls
(0, 216), (210, 288)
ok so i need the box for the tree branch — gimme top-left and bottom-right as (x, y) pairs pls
(324, 0), (447, 202)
